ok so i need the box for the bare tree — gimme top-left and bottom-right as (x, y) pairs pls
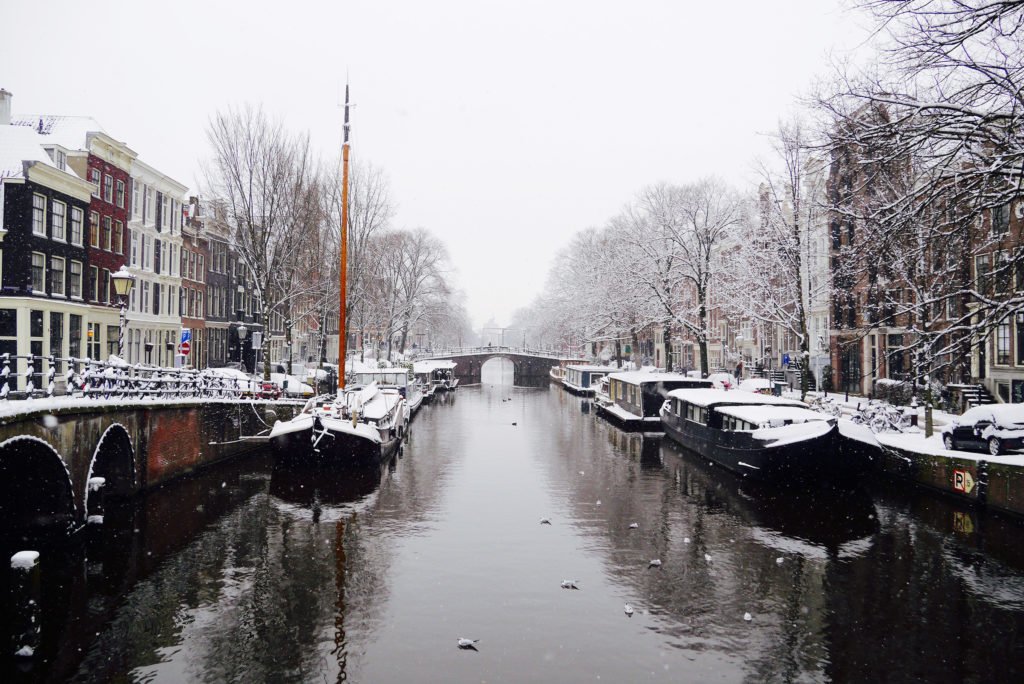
(204, 105), (319, 380)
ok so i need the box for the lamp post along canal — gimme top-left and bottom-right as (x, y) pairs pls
(111, 266), (135, 359)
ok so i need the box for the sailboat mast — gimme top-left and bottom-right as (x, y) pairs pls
(338, 83), (351, 392)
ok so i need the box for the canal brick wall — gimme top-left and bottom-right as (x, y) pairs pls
(0, 399), (301, 533)
(876, 443), (1024, 518)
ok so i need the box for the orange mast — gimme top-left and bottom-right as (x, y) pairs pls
(338, 83), (351, 392)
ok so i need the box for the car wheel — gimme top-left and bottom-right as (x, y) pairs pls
(989, 437), (1003, 456)
(943, 434), (956, 451)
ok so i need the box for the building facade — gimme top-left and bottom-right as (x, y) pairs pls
(125, 159), (185, 367)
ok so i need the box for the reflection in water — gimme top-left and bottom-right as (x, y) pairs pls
(7, 386), (1024, 682)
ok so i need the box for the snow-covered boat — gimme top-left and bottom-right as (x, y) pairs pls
(549, 365), (565, 384)
(269, 381), (406, 465)
(597, 371), (712, 431)
(414, 360), (459, 392)
(353, 367), (424, 420)
(562, 364), (610, 396)
(660, 388), (867, 481)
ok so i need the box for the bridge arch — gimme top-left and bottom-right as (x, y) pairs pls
(85, 424), (136, 517)
(481, 356), (517, 383)
(0, 435), (77, 537)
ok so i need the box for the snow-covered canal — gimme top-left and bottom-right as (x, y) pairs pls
(8, 383), (1024, 682)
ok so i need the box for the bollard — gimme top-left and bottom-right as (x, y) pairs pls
(87, 476), (106, 524)
(11, 551), (41, 658)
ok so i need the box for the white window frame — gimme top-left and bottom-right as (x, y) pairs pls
(31, 252), (46, 292)
(69, 260), (83, 299)
(32, 194), (47, 236)
(51, 199), (66, 242)
(89, 168), (101, 197)
(133, 181), (141, 218)
(116, 179), (125, 208)
(50, 255), (66, 297)
(70, 206), (84, 246)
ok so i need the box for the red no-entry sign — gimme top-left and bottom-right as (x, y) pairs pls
(178, 341), (191, 356)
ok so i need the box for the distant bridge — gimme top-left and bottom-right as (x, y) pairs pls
(415, 347), (587, 386)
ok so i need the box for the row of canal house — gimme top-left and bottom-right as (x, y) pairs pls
(589, 139), (1024, 404)
(0, 88), (271, 391)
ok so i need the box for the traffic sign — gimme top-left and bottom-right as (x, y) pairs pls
(178, 341), (191, 356)
(953, 469), (975, 494)
(180, 328), (191, 344)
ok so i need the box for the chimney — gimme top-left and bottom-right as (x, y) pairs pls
(0, 89), (11, 126)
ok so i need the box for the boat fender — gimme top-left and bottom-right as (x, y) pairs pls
(352, 409), (359, 428)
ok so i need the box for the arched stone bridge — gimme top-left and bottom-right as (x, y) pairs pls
(417, 347), (587, 386)
(0, 399), (300, 539)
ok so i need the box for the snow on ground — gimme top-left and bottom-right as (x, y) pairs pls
(875, 431), (1024, 466)
(0, 394), (302, 421)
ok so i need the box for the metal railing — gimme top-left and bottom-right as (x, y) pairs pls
(413, 346), (585, 360)
(0, 353), (263, 401)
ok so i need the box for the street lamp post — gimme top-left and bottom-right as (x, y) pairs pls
(111, 266), (135, 359)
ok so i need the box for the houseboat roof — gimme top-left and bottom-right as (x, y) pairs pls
(715, 404), (828, 425)
(355, 367), (410, 375)
(666, 388), (808, 409)
(413, 360), (457, 372)
(565, 364), (613, 372)
(608, 371), (713, 386)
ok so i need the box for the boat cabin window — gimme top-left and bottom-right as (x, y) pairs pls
(683, 402), (708, 425)
(723, 415), (757, 431)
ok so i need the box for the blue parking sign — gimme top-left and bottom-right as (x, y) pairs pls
(782, 353), (790, 366)
(180, 328), (191, 344)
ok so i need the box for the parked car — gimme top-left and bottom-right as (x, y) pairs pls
(942, 404), (1024, 455)
(270, 372), (315, 397)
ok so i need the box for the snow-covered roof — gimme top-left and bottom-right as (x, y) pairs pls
(665, 387), (808, 409)
(608, 371), (712, 386)
(566, 364), (612, 372)
(413, 360), (457, 372)
(738, 378), (774, 392)
(716, 404), (827, 424)
(11, 115), (105, 151)
(0, 124), (60, 179)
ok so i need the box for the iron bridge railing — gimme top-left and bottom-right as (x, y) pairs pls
(0, 353), (264, 401)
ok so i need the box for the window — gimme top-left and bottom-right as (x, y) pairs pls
(190, 251), (197, 281)
(141, 281), (150, 313)
(998, 319), (1011, 365)
(116, 180), (125, 208)
(103, 174), (113, 203)
(132, 181), (140, 217)
(32, 194), (46, 236)
(70, 207), (83, 246)
(977, 254), (992, 295)
(49, 256), (65, 296)
(31, 252), (46, 292)
(51, 200), (66, 241)
(89, 211), (100, 247)
(188, 288), (196, 317)
(102, 216), (112, 251)
(101, 269), (111, 304)
(145, 187), (154, 223)
(197, 291), (203, 318)
(993, 203), (1010, 235)
(69, 260), (83, 298)
(89, 266), (98, 302)
(113, 220), (123, 255)
(89, 168), (101, 197)
(997, 251), (1012, 293)
(141, 234), (150, 270)
(69, 314), (81, 359)
(1017, 313), (1024, 366)
(106, 325), (119, 358)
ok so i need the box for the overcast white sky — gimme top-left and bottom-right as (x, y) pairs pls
(1, 0), (871, 329)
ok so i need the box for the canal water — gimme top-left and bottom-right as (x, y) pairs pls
(8, 381), (1024, 682)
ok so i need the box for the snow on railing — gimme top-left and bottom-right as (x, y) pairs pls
(412, 346), (585, 359)
(0, 353), (261, 401)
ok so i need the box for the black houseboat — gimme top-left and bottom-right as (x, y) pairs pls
(660, 388), (866, 481)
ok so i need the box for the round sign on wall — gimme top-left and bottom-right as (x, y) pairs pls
(178, 341), (191, 356)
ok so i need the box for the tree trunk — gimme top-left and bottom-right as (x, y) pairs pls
(262, 306), (272, 381)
